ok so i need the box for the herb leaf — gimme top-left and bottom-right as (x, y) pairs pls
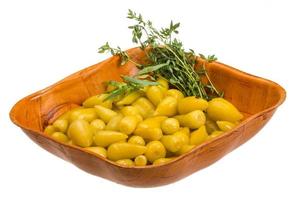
(105, 76), (158, 100)
(122, 76), (159, 86)
(136, 61), (169, 76)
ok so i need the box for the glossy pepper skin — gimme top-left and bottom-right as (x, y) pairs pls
(175, 110), (206, 129)
(174, 145), (195, 156)
(93, 130), (128, 147)
(116, 159), (134, 166)
(118, 115), (139, 135)
(51, 132), (69, 143)
(207, 98), (243, 122)
(161, 118), (180, 135)
(107, 142), (147, 161)
(44, 125), (57, 135)
(190, 125), (208, 145)
(133, 116), (166, 140)
(105, 114), (123, 131)
(174, 131), (189, 145)
(216, 121), (236, 131)
(207, 131), (224, 140)
(128, 136), (145, 146)
(82, 94), (113, 109)
(134, 155), (147, 166)
(165, 89), (184, 101)
(132, 97), (155, 118)
(178, 96), (208, 114)
(154, 96), (178, 117)
(84, 146), (107, 158)
(145, 141), (166, 163)
(161, 135), (184, 153)
(116, 91), (142, 106)
(153, 157), (174, 165)
(53, 119), (68, 133)
(120, 106), (140, 116)
(146, 86), (164, 106)
(141, 116), (167, 128)
(157, 77), (169, 91)
(67, 119), (93, 147)
(90, 119), (105, 131)
(69, 108), (98, 123)
(94, 105), (117, 123)
(134, 127), (163, 141)
(205, 116), (219, 134)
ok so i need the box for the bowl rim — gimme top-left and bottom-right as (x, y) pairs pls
(9, 51), (286, 169)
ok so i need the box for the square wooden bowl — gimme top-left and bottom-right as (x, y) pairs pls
(10, 48), (285, 187)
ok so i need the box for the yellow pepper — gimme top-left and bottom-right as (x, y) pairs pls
(178, 96), (208, 114)
(161, 118), (180, 135)
(132, 97), (155, 118)
(51, 132), (69, 143)
(105, 114), (123, 131)
(56, 110), (71, 121)
(134, 127), (163, 141)
(69, 108), (98, 122)
(161, 135), (184, 153)
(134, 155), (147, 166)
(94, 105), (117, 123)
(157, 76), (169, 93)
(190, 125), (208, 145)
(84, 146), (107, 158)
(207, 130), (224, 140)
(90, 119), (106, 131)
(53, 119), (69, 133)
(175, 110), (206, 129)
(93, 130), (128, 147)
(128, 135), (145, 146)
(153, 157), (174, 165)
(67, 119), (93, 147)
(154, 96), (178, 117)
(178, 127), (190, 137)
(107, 142), (147, 161)
(44, 125), (57, 135)
(216, 121), (236, 131)
(207, 98), (243, 122)
(116, 159), (134, 166)
(82, 94), (113, 109)
(205, 116), (219, 134)
(116, 91), (142, 106)
(165, 89), (184, 101)
(120, 106), (140, 116)
(118, 115), (139, 135)
(146, 85), (164, 106)
(174, 144), (195, 156)
(145, 141), (166, 163)
(67, 140), (74, 145)
(141, 116), (167, 128)
(173, 131), (189, 145)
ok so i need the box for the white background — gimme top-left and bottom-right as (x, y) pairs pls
(1, 0), (299, 199)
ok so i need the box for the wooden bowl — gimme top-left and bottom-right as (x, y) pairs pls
(10, 48), (286, 187)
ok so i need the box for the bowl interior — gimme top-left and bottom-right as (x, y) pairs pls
(9, 48), (286, 187)
(10, 47), (285, 138)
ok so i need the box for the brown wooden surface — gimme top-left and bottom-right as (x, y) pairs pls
(9, 47), (286, 187)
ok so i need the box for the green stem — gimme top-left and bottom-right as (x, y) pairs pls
(202, 63), (221, 96)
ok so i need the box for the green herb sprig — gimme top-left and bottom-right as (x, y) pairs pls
(105, 76), (158, 100)
(100, 10), (222, 100)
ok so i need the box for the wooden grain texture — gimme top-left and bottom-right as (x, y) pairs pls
(9, 48), (286, 187)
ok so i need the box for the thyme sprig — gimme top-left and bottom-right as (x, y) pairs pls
(100, 10), (222, 100)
